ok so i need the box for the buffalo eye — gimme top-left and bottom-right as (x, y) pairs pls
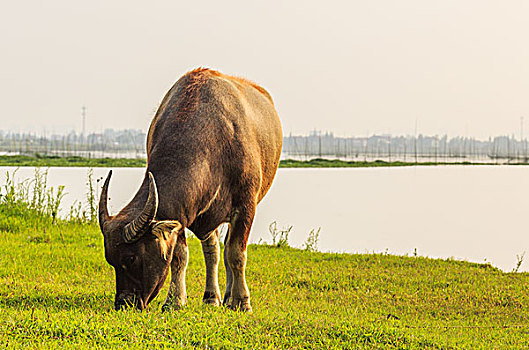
(121, 255), (136, 268)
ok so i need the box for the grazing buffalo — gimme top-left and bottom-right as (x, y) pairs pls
(99, 68), (282, 312)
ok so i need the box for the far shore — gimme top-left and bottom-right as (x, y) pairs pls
(0, 154), (524, 168)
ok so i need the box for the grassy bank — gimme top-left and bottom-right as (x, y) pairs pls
(0, 154), (513, 168)
(0, 155), (145, 168)
(279, 158), (492, 168)
(0, 172), (528, 348)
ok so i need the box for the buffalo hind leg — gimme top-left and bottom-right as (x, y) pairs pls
(224, 207), (254, 312)
(200, 228), (221, 306)
(222, 223), (234, 305)
(162, 232), (188, 311)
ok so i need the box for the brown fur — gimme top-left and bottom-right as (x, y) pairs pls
(146, 68), (273, 156)
(185, 68), (273, 102)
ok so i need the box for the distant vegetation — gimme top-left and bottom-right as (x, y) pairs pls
(0, 155), (145, 168)
(0, 154), (516, 168)
(279, 158), (492, 167)
(0, 170), (528, 347)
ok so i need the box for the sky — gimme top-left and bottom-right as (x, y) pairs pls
(1, 0), (529, 139)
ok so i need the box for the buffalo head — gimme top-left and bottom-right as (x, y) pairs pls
(98, 170), (182, 310)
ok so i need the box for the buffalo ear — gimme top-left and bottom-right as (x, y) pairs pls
(151, 221), (182, 260)
(151, 220), (182, 240)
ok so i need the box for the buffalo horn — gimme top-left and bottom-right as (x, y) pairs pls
(123, 172), (159, 243)
(98, 170), (113, 232)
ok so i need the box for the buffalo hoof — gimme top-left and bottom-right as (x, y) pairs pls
(203, 291), (221, 306)
(227, 297), (252, 313)
(161, 301), (186, 312)
(222, 291), (231, 305)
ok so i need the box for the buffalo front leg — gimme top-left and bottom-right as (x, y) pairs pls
(162, 232), (188, 311)
(201, 228), (221, 305)
(224, 207), (254, 312)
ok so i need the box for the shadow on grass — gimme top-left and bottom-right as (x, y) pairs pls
(0, 292), (112, 311)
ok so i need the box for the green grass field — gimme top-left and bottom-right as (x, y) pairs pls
(0, 154), (513, 168)
(0, 170), (528, 348)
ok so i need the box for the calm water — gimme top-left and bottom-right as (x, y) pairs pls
(1, 166), (528, 272)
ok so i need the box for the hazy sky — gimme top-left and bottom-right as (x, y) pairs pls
(1, 0), (529, 138)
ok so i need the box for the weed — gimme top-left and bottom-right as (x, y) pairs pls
(303, 227), (321, 252)
(513, 251), (525, 273)
(46, 185), (65, 224)
(30, 168), (48, 212)
(0, 168), (95, 230)
(67, 200), (86, 224)
(86, 168), (97, 223)
(0, 169), (58, 231)
(269, 221), (292, 247)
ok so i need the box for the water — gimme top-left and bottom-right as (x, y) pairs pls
(1, 166), (528, 272)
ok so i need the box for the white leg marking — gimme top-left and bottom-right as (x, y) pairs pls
(201, 228), (221, 305)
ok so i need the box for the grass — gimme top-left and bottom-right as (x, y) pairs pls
(0, 154), (522, 168)
(0, 172), (528, 348)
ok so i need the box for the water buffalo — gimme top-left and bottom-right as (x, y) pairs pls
(98, 68), (282, 312)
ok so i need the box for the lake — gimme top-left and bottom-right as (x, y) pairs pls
(1, 166), (528, 272)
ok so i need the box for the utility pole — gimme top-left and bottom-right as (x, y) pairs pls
(387, 135), (391, 162)
(414, 119), (418, 164)
(434, 136), (438, 164)
(82, 106), (87, 139)
(520, 117), (523, 141)
(521, 116), (525, 161)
